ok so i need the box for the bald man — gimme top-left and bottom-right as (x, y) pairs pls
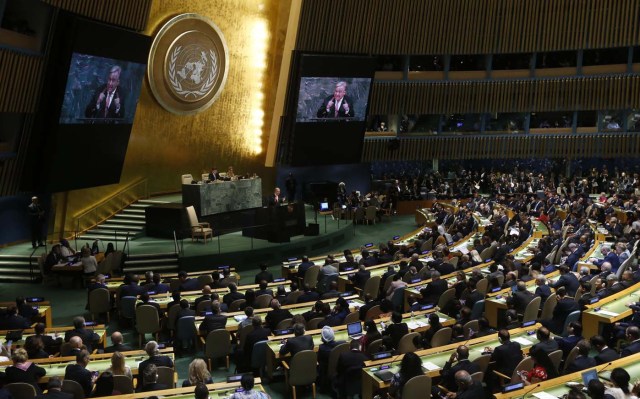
(447, 370), (485, 398)
(439, 346), (481, 393)
(105, 331), (132, 353)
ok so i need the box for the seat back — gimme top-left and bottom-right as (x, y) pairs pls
(463, 320), (479, 339)
(250, 340), (269, 369)
(547, 350), (563, 375)
(4, 382), (36, 399)
(366, 339), (383, 356)
(156, 366), (175, 388)
(470, 371), (484, 383)
(522, 296), (542, 324)
(365, 206), (377, 222)
(288, 350), (318, 386)
(254, 294), (273, 309)
(112, 375), (134, 394)
(449, 256), (459, 268)
(196, 300), (212, 314)
(430, 327), (452, 347)
(475, 278), (489, 295)
(540, 293), (557, 321)
(363, 275), (381, 299)
(119, 296), (138, 320)
(197, 274), (213, 288)
(563, 346), (580, 373)
(353, 207), (365, 223)
(344, 311), (360, 325)
(237, 324), (255, 349)
(390, 286), (406, 311)
(561, 310), (582, 337)
(479, 245), (496, 261)
(276, 318), (293, 330)
(205, 329), (232, 359)
(472, 354), (491, 374)
(511, 356), (534, 383)
(89, 288), (111, 315)
(229, 299), (246, 312)
(201, 173), (209, 182)
(403, 375), (432, 399)
(383, 275), (394, 294)
(167, 304), (181, 333)
(470, 300), (485, 320)
(420, 238), (433, 252)
(62, 379), (85, 399)
(286, 290), (304, 305)
(186, 206), (199, 228)
(135, 305), (160, 334)
(364, 305), (382, 321)
(304, 265), (322, 289)
(437, 288), (456, 309)
(327, 342), (350, 380)
(398, 332), (420, 354)
(175, 316), (197, 349)
(181, 174), (193, 184)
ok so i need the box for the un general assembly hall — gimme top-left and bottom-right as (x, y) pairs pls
(2, 1), (640, 398)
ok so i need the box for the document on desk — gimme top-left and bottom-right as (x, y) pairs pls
(348, 301), (363, 309)
(407, 320), (427, 330)
(596, 309), (619, 317)
(512, 337), (534, 346)
(422, 361), (441, 371)
(532, 392), (559, 399)
(234, 315), (248, 322)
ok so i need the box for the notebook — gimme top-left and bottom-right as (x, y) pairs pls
(320, 202), (329, 211)
(582, 369), (599, 386)
(347, 322), (363, 339)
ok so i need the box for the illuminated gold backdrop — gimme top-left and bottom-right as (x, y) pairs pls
(53, 0), (292, 234)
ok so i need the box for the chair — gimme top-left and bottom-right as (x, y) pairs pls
(364, 305), (382, 321)
(475, 278), (489, 295)
(390, 286), (406, 312)
(112, 375), (134, 394)
(560, 310), (582, 337)
(286, 290), (304, 305)
(353, 207), (365, 224)
(470, 300), (485, 320)
(539, 293), (557, 321)
(398, 332), (420, 354)
(472, 354), (491, 375)
(186, 206), (213, 243)
(362, 275), (381, 300)
(276, 318), (293, 330)
(326, 342), (350, 384)
(196, 300), (212, 314)
(204, 329), (232, 369)
(403, 375), (432, 399)
(4, 383), (36, 399)
(283, 350), (317, 399)
(463, 320), (479, 339)
(449, 256), (459, 268)
(420, 237), (433, 252)
(494, 356), (534, 384)
(563, 346), (580, 373)
(119, 296), (137, 323)
(383, 275), (394, 294)
(88, 287), (111, 322)
(366, 339), (383, 357)
(250, 340), (268, 378)
(201, 173), (209, 182)
(430, 327), (452, 347)
(479, 245), (496, 261)
(303, 265), (321, 289)
(136, 304), (161, 347)
(344, 311), (360, 325)
(254, 294), (273, 309)
(156, 366), (175, 388)
(438, 288), (456, 310)
(175, 316), (197, 351)
(307, 317), (325, 330)
(470, 371), (484, 383)
(166, 304), (181, 336)
(236, 323), (255, 350)
(229, 299), (246, 312)
(521, 297), (542, 324)
(181, 174), (193, 184)
(364, 206), (377, 225)
(197, 274), (213, 288)
(62, 379), (85, 399)
(548, 350), (563, 375)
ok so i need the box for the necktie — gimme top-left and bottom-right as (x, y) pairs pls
(105, 93), (112, 116)
(334, 100), (338, 117)
(275, 196), (278, 204)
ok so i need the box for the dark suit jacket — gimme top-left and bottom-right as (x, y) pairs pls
(85, 85), (125, 119)
(621, 339), (640, 357)
(316, 95), (355, 118)
(37, 390), (74, 399)
(120, 283), (143, 298)
(531, 339), (559, 354)
(435, 262), (455, 276)
(223, 292), (245, 307)
(383, 322), (408, 349)
(265, 309), (293, 331)
(550, 273), (579, 297)
(5, 363), (46, 393)
(280, 335), (314, 356)
(254, 271), (274, 284)
(138, 355), (174, 385)
(554, 335), (582, 357)
(64, 364), (93, 396)
(0, 314), (30, 330)
(267, 194), (284, 206)
(336, 350), (369, 376)
(422, 279), (448, 304)
(145, 282), (170, 294)
(64, 328), (100, 351)
(564, 355), (597, 374)
(511, 290), (536, 313)
(104, 342), (133, 353)
(350, 270), (371, 290)
(595, 347), (619, 365)
(198, 314), (228, 335)
(297, 291), (320, 303)
(490, 341), (523, 376)
(546, 298), (580, 334)
(297, 262), (315, 279)
(179, 278), (200, 292)
(456, 381), (485, 399)
(440, 359), (481, 392)
(535, 285), (552, 306)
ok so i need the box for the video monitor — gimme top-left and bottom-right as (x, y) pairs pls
(59, 53), (146, 124)
(296, 77), (371, 122)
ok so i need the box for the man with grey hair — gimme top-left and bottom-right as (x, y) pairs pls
(421, 270), (447, 304)
(85, 65), (124, 118)
(316, 81), (354, 118)
(451, 370), (484, 398)
(138, 340), (173, 386)
(534, 274), (552, 307)
(591, 245), (621, 272)
(597, 274), (624, 299)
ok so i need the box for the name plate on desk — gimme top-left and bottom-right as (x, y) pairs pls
(182, 178), (262, 216)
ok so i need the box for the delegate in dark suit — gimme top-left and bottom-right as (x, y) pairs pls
(456, 381), (485, 399)
(316, 93), (355, 118)
(621, 339), (640, 357)
(84, 67), (125, 120)
(421, 278), (448, 304)
(550, 271), (579, 297)
(440, 359), (481, 392)
(543, 297), (580, 335)
(350, 269), (371, 290)
(138, 355), (174, 386)
(64, 364), (93, 396)
(64, 328), (100, 352)
(595, 347), (619, 365)
(511, 289), (536, 313)
(490, 340), (522, 376)
(104, 342), (133, 353)
(37, 389), (74, 399)
(279, 335), (314, 357)
(382, 322), (408, 349)
(564, 355), (597, 374)
(198, 314), (228, 335)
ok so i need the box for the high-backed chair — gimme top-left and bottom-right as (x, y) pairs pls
(326, 342), (350, 385)
(112, 375), (134, 394)
(494, 356), (534, 385)
(470, 300), (485, 320)
(136, 304), (160, 347)
(365, 305), (382, 321)
(166, 304), (181, 336)
(343, 311), (360, 325)
(307, 317), (325, 330)
(250, 340), (268, 378)
(303, 265), (321, 289)
(88, 287), (111, 322)
(364, 206), (377, 224)
(119, 296), (137, 324)
(196, 300), (212, 314)
(186, 206), (213, 243)
(204, 329), (232, 369)
(156, 366), (176, 388)
(236, 323), (254, 350)
(175, 316), (197, 351)
(463, 320), (479, 339)
(563, 347), (580, 374)
(4, 383), (36, 399)
(438, 288), (456, 309)
(283, 350), (317, 399)
(472, 354), (491, 375)
(561, 310), (582, 337)
(229, 299), (246, 312)
(254, 294), (273, 309)
(62, 379), (85, 399)
(181, 174), (193, 184)
(539, 293), (557, 321)
(398, 332), (420, 354)
(403, 375), (432, 399)
(548, 350), (563, 375)
(521, 297), (542, 324)
(430, 327), (452, 347)
(362, 275), (381, 299)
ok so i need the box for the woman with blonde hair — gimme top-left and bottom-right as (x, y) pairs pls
(106, 351), (132, 379)
(182, 358), (212, 387)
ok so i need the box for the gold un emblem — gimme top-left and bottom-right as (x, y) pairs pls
(147, 13), (229, 115)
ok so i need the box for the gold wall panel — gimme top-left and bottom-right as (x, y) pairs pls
(296, 0), (640, 54)
(53, 0), (293, 235)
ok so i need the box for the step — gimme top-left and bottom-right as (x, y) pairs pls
(122, 264), (179, 273)
(138, 199), (171, 205)
(125, 258), (178, 266)
(77, 233), (132, 242)
(0, 255), (38, 263)
(0, 274), (37, 282)
(122, 208), (146, 214)
(97, 224), (144, 231)
(129, 203), (153, 209)
(113, 213), (146, 220)
(126, 252), (177, 260)
(0, 260), (33, 267)
(0, 266), (36, 274)
(104, 218), (145, 225)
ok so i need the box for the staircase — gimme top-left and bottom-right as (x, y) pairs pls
(0, 254), (42, 282)
(77, 199), (170, 243)
(122, 252), (180, 274)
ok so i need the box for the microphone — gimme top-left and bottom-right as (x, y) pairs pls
(519, 382), (541, 398)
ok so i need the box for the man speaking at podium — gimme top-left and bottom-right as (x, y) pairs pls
(316, 81), (354, 118)
(85, 65), (125, 119)
(267, 187), (285, 207)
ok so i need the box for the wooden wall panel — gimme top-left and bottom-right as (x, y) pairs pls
(369, 76), (640, 115)
(42, 0), (152, 31)
(0, 50), (44, 113)
(297, 0), (640, 54)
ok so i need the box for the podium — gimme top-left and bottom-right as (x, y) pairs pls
(241, 203), (306, 243)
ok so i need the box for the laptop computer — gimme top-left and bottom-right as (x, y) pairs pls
(374, 368), (394, 382)
(320, 202), (329, 211)
(347, 322), (363, 339)
(582, 369), (599, 386)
